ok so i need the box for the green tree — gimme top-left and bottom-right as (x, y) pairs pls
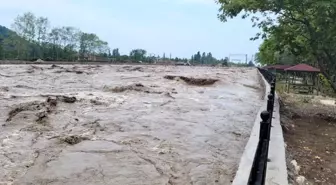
(201, 52), (206, 64)
(120, 55), (129, 61)
(0, 43), (3, 59)
(1, 12), (112, 61)
(34, 17), (49, 58)
(112, 48), (120, 59)
(12, 12), (37, 59)
(63, 27), (80, 61)
(78, 32), (108, 59)
(206, 52), (213, 64)
(48, 27), (62, 60)
(96, 40), (109, 56)
(36, 17), (49, 44)
(3, 31), (28, 60)
(130, 49), (147, 61)
(195, 51), (201, 64)
(248, 61), (255, 67)
(255, 38), (298, 66)
(218, 0), (336, 91)
(222, 57), (229, 66)
(11, 12), (36, 42)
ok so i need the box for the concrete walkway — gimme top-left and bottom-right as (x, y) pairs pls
(232, 71), (288, 185)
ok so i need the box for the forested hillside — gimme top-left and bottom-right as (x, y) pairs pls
(0, 12), (110, 61)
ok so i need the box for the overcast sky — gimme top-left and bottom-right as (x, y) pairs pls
(0, 0), (262, 61)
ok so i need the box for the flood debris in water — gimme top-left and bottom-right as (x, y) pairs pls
(90, 98), (105, 105)
(6, 96), (74, 122)
(57, 96), (77, 103)
(60, 135), (90, 145)
(6, 101), (48, 122)
(164, 75), (219, 86)
(35, 111), (48, 124)
(49, 64), (64, 69)
(117, 66), (144, 72)
(0, 86), (9, 92)
(53, 66), (88, 75)
(14, 85), (36, 89)
(46, 97), (58, 107)
(106, 83), (162, 94)
(30, 65), (44, 70)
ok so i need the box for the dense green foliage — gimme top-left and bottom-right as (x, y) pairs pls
(129, 49), (147, 61)
(190, 51), (242, 66)
(218, 0), (336, 90)
(0, 12), (110, 61)
(191, 51), (215, 64)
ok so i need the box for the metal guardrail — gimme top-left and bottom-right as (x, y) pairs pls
(248, 68), (276, 185)
(258, 68), (275, 84)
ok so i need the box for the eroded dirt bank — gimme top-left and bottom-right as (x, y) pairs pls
(0, 65), (262, 185)
(280, 94), (336, 185)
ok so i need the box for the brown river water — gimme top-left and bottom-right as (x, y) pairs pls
(0, 65), (262, 185)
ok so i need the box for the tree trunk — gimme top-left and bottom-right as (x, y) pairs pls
(317, 61), (336, 93)
(17, 47), (20, 60)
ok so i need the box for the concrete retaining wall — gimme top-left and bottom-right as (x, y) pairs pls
(232, 70), (288, 185)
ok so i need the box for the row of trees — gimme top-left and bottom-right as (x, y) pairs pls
(217, 0), (336, 91)
(191, 52), (217, 64)
(0, 13), (228, 65)
(190, 51), (255, 67)
(0, 12), (109, 61)
(0, 12), (256, 67)
(191, 51), (234, 66)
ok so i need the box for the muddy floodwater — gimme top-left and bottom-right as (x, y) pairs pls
(0, 65), (262, 185)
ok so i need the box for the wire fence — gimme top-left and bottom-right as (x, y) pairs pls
(248, 68), (276, 185)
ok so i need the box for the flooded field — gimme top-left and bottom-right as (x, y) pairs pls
(0, 65), (263, 185)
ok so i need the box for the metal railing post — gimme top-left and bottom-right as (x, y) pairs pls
(260, 110), (271, 141)
(267, 93), (274, 122)
(248, 111), (271, 185)
(271, 82), (276, 96)
(249, 67), (277, 185)
(267, 94), (274, 112)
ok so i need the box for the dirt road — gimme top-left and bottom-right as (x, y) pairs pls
(0, 65), (262, 185)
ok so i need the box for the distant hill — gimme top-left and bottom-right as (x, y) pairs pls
(0, 25), (12, 59)
(0, 25), (15, 41)
(0, 25), (46, 60)
(0, 25), (22, 59)
(0, 25), (79, 61)
(0, 25), (11, 36)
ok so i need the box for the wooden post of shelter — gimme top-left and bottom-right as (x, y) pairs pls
(284, 64), (321, 95)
